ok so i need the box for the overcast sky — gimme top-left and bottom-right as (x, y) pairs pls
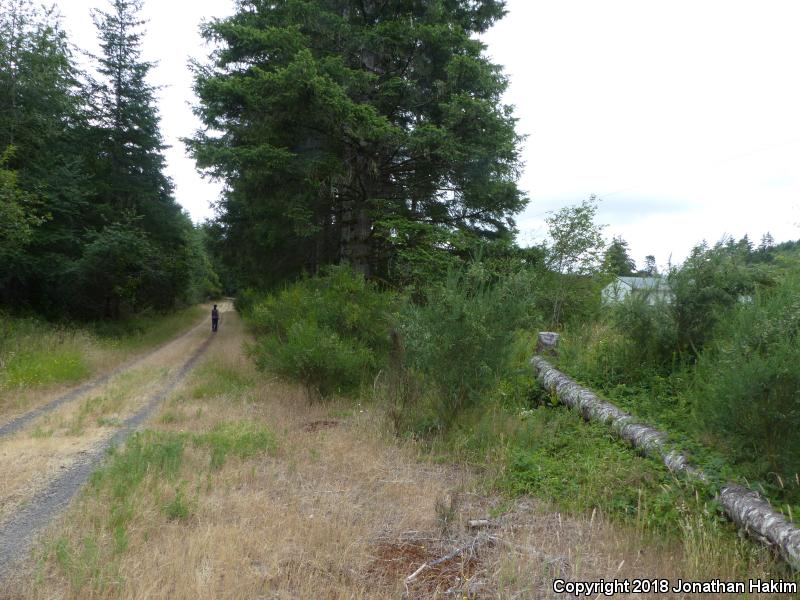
(56, 0), (800, 268)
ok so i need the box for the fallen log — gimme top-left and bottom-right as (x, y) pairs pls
(532, 357), (706, 481)
(531, 355), (800, 571)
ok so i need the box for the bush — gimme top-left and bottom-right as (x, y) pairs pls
(692, 274), (800, 484)
(670, 241), (770, 355)
(397, 264), (538, 431)
(243, 266), (396, 397)
(558, 292), (678, 389)
(254, 321), (375, 397)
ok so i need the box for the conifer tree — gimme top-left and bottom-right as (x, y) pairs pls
(83, 0), (193, 314)
(190, 0), (525, 285)
(0, 0), (90, 311)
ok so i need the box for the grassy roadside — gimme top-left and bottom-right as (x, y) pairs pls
(235, 268), (797, 586)
(10, 313), (798, 598)
(408, 332), (794, 586)
(0, 305), (206, 407)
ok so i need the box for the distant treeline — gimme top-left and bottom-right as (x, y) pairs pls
(0, 0), (219, 320)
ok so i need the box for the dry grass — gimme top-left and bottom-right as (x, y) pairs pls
(3, 311), (795, 599)
(0, 316), (212, 531)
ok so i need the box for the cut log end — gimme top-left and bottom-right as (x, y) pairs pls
(536, 332), (560, 356)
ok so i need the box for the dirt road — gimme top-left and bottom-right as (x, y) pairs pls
(0, 304), (226, 578)
(0, 308), (786, 598)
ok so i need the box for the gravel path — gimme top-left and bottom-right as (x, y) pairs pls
(0, 317), (208, 439)
(0, 332), (215, 578)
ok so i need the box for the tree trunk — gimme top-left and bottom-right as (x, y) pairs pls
(339, 200), (372, 277)
(531, 354), (800, 571)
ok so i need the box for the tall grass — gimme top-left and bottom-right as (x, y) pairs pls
(0, 305), (205, 394)
(0, 315), (93, 390)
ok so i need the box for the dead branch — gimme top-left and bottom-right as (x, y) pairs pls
(404, 535), (492, 584)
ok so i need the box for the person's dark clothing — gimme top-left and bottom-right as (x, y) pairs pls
(211, 307), (219, 332)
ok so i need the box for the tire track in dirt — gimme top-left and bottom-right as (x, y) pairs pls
(0, 332), (215, 578)
(0, 316), (209, 439)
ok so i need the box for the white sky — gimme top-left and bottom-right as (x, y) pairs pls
(55, 0), (800, 268)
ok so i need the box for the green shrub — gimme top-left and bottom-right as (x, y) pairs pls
(244, 266), (395, 397)
(692, 274), (800, 487)
(610, 294), (678, 372)
(670, 241), (770, 355)
(255, 322), (374, 397)
(163, 485), (192, 521)
(397, 264), (538, 431)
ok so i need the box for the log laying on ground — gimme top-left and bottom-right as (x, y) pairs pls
(719, 485), (800, 570)
(531, 357), (706, 481)
(531, 354), (800, 571)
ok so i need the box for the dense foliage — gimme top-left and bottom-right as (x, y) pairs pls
(558, 237), (800, 509)
(190, 0), (525, 287)
(243, 266), (396, 397)
(0, 0), (219, 319)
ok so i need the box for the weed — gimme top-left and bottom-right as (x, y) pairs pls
(30, 425), (52, 438)
(163, 484), (192, 521)
(91, 431), (185, 502)
(193, 421), (276, 470)
(190, 363), (254, 399)
(159, 410), (183, 424)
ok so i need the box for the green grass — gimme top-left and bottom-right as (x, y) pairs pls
(91, 305), (206, 352)
(3, 347), (90, 388)
(193, 421), (277, 470)
(503, 407), (693, 534)
(0, 305), (205, 395)
(189, 363), (254, 399)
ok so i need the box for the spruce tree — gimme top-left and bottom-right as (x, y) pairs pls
(0, 0), (90, 312)
(189, 0), (525, 285)
(85, 0), (191, 314)
(602, 236), (636, 276)
(89, 0), (176, 239)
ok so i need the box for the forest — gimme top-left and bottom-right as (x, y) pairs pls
(2, 0), (800, 592)
(0, 0), (219, 321)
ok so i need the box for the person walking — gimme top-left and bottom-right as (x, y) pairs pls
(211, 304), (220, 332)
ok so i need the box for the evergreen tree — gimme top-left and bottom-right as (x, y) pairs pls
(0, 0), (218, 318)
(602, 236), (636, 276)
(83, 0), (196, 315)
(88, 0), (178, 241)
(189, 0), (525, 285)
(641, 254), (657, 276)
(0, 0), (91, 312)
